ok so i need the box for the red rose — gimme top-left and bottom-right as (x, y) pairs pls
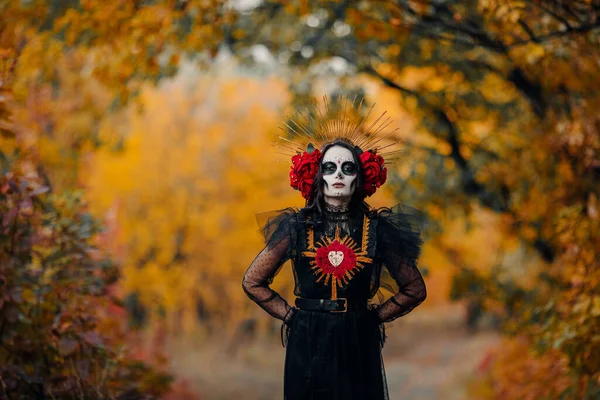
(359, 151), (387, 196)
(290, 149), (321, 200)
(379, 164), (388, 185)
(298, 179), (314, 199)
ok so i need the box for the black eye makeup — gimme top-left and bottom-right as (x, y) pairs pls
(322, 161), (337, 175)
(321, 161), (357, 176)
(341, 161), (357, 175)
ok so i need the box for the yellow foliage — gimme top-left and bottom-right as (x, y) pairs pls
(473, 336), (575, 400)
(84, 69), (301, 332)
(478, 73), (516, 103)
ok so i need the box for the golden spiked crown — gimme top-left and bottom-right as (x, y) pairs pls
(275, 95), (404, 199)
(275, 95), (404, 161)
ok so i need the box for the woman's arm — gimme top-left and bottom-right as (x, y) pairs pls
(242, 236), (296, 323)
(374, 205), (427, 323)
(375, 258), (427, 322)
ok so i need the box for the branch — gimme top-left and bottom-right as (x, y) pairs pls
(392, 1), (598, 50)
(561, 2), (589, 23)
(507, 67), (546, 117)
(361, 64), (418, 97)
(508, 19), (600, 47)
(287, 0), (351, 64)
(392, 2), (510, 52)
(518, 19), (539, 42)
(365, 65), (509, 212)
(532, 2), (573, 29)
(223, 2), (283, 49)
(409, 25), (480, 48)
(357, 63), (555, 261)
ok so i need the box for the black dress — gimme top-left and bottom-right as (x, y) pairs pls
(242, 203), (426, 400)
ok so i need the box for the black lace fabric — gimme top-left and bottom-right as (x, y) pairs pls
(373, 204), (427, 322)
(242, 204), (427, 400)
(242, 238), (296, 323)
(242, 208), (298, 323)
(242, 204), (426, 324)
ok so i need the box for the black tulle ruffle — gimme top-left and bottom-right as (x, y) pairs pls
(255, 207), (300, 259)
(373, 204), (425, 303)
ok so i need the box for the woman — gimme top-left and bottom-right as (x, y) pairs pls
(242, 98), (427, 400)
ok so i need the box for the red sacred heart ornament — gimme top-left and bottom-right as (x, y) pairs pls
(315, 240), (357, 280)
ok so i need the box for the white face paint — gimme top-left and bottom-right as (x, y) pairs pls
(321, 146), (358, 203)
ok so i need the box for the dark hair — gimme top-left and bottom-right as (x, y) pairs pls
(304, 139), (368, 214)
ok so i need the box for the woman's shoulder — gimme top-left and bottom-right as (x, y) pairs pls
(370, 203), (425, 226)
(255, 207), (304, 245)
(256, 207), (300, 230)
(370, 203), (424, 260)
(256, 206), (299, 220)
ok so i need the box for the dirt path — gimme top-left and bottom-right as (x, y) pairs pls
(382, 311), (498, 400)
(168, 305), (499, 400)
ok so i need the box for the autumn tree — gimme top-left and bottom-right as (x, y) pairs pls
(84, 71), (309, 335)
(0, 166), (177, 398)
(0, 1), (231, 397)
(1, 0), (232, 188)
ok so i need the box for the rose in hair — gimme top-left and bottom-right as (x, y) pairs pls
(290, 149), (321, 199)
(359, 150), (387, 197)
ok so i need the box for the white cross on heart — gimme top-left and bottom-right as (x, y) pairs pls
(328, 251), (344, 267)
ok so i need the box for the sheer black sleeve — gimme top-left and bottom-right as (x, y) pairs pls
(242, 208), (298, 323)
(374, 205), (427, 323)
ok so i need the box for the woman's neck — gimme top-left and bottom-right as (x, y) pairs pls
(324, 196), (351, 208)
(324, 202), (350, 213)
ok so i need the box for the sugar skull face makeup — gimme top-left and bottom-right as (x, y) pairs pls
(321, 146), (358, 199)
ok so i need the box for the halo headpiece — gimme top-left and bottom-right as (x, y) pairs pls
(277, 96), (403, 199)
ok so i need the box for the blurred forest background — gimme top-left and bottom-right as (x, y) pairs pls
(1, 0), (599, 399)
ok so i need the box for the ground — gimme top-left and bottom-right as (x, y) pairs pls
(167, 304), (499, 400)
